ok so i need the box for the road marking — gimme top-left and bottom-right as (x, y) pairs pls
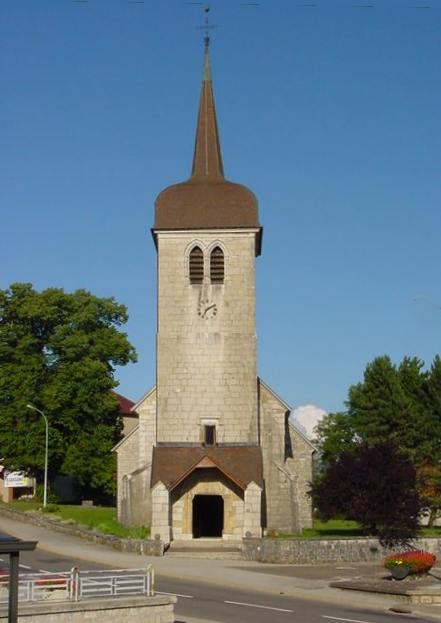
(38, 569), (50, 574)
(225, 600), (293, 613)
(322, 616), (374, 623)
(19, 564), (31, 570)
(336, 566), (355, 570)
(157, 591), (194, 599)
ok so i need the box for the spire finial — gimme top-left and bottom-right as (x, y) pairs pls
(191, 4), (224, 180)
(198, 4), (214, 81)
(202, 4), (211, 45)
(197, 4), (216, 65)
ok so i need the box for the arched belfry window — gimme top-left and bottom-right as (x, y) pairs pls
(210, 247), (224, 284)
(189, 246), (204, 284)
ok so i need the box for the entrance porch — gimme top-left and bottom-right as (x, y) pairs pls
(150, 446), (263, 544)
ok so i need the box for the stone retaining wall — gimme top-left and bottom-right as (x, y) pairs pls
(242, 537), (441, 564)
(0, 506), (164, 556)
(0, 595), (175, 622)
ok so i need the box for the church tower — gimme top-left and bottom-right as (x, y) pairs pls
(114, 38), (314, 545)
(153, 40), (262, 445)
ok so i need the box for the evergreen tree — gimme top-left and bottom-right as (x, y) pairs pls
(348, 356), (412, 445)
(315, 354), (441, 521)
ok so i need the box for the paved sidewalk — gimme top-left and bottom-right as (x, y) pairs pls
(1, 514), (441, 620)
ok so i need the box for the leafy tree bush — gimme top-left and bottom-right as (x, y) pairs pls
(314, 355), (441, 523)
(0, 283), (137, 501)
(309, 441), (422, 547)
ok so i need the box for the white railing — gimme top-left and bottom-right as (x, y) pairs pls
(0, 566), (154, 604)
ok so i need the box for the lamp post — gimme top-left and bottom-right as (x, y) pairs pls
(26, 404), (48, 508)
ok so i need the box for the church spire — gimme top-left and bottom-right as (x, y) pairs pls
(191, 37), (224, 180)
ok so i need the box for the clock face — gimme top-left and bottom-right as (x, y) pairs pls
(198, 298), (218, 319)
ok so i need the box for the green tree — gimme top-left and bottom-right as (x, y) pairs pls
(309, 441), (422, 547)
(417, 355), (441, 524)
(0, 283), (137, 500)
(348, 356), (412, 446)
(314, 412), (356, 467)
(315, 354), (441, 522)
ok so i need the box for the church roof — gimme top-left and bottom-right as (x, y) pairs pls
(154, 41), (261, 250)
(151, 445), (263, 491)
(111, 391), (135, 416)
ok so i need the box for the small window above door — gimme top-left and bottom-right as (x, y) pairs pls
(203, 425), (216, 447)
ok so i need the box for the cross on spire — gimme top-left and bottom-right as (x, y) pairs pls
(197, 4), (217, 51)
(191, 9), (224, 180)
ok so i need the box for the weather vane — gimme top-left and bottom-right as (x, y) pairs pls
(193, 4), (217, 49)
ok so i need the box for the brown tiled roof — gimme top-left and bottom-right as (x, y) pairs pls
(154, 43), (261, 244)
(155, 179), (259, 230)
(151, 446), (263, 491)
(112, 391), (135, 416)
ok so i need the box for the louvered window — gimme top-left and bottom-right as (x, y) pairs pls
(189, 246), (204, 284)
(210, 247), (224, 284)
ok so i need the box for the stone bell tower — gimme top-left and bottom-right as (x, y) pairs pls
(153, 39), (262, 446)
(114, 36), (314, 544)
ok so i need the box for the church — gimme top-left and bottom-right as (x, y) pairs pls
(114, 40), (314, 544)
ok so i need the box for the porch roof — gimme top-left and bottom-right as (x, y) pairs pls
(151, 446), (263, 492)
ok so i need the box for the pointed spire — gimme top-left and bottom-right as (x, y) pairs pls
(191, 38), (224, 180)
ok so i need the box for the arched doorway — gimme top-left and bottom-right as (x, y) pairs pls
(192, 494), (224, 538)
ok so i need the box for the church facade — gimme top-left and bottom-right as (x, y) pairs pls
(114, 43), (314, 543)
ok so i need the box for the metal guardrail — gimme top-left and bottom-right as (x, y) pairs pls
(0, 566), (155, 604)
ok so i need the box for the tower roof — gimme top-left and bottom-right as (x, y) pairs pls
(154, 40), (261, 251)
(191, 41), (224, 180)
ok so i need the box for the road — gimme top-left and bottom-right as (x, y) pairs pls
(0, 543), (433, 623)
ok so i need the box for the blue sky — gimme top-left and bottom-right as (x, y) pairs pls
(2, 0), (440, 414)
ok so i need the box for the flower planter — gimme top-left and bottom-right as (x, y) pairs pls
(390, 565), (410, 580)
(384, 550), (436, 580)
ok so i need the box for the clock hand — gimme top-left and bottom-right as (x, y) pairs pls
(202, 303), (216, 318)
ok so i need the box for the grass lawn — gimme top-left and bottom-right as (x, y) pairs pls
(273, 519), (364, 539)
(3, 500), (150, 539)
(274, 519), (441, 539)
(5, 502), (441, 541)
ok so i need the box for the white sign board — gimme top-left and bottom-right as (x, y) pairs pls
(4, 472), (34, 488)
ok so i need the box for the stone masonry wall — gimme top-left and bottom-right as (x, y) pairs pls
(156, 231), (258, 443)
(137, 387), (156, 468)
(0, 506), (164, 556)
(115, 388), (156, 527)
(0, 596), (175, 623)
(288, 423), (314, 529)
(243, 482), (262, 537)
(259, 382), (291, 531)
(116, 428), (139, 522)
(243, 536), (441, 564)
(258, 381), (314, 533)
(125, 463), (153, 527)
(151, 482), (171, 543)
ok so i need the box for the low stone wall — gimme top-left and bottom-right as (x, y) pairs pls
(0, 506), (164, 556)
(0, 595), (175, 622)
(242, 537), (441, 564)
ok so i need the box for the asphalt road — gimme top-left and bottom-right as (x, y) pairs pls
(0, 543), (434, 623)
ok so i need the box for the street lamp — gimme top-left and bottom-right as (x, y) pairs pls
(26, 404), (48, 508)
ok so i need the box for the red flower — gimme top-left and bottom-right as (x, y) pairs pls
(384, 550), (436, 574)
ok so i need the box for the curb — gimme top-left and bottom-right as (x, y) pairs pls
(0, 505), (164, 556)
